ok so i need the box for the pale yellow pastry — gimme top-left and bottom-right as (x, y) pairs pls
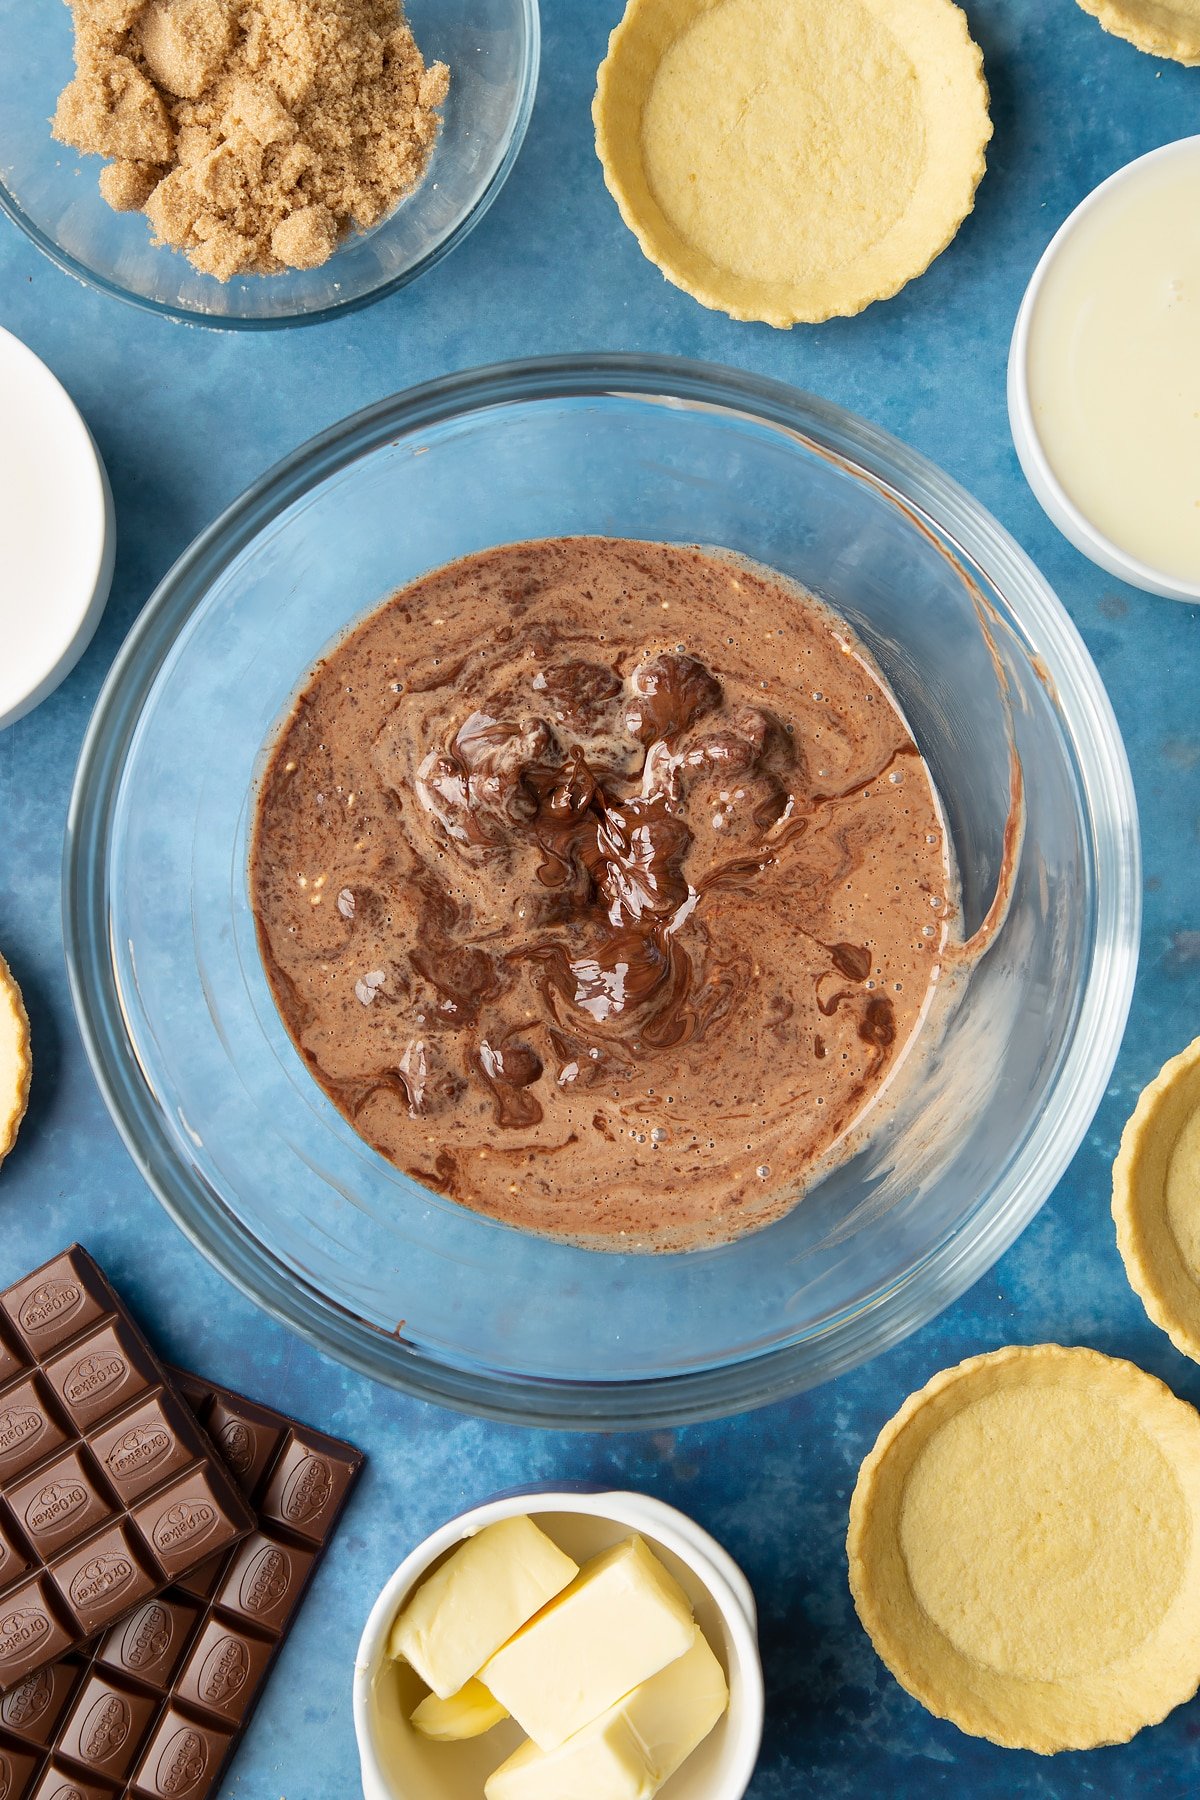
(1114, 1037), (1200, 1361)
(0, 953), (31, 1168)
(1076, 0), (1200, 65)
(593, 0), (992, 326)
(848, 1345), (1200, 1752)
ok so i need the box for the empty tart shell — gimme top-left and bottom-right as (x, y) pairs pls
(593, 0), (993, 326)
(848, 1344), (1200, 1752)
(0, 952), (30, 1167)
(1114, 1037), (1200, 1361)
(1076, 0), (1200, 65)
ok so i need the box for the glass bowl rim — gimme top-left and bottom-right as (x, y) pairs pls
(62, 352), (1142, 1426)
(0, 0), (541, 331)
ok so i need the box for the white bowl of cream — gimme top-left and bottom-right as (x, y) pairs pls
(1009, 135), (1200, 602)
(353, 1488), (764, 1800)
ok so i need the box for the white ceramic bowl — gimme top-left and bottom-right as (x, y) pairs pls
(353, 1489), (765, 1800)
(0, 326), (114, 728)
(1008, 136), (1200, 604)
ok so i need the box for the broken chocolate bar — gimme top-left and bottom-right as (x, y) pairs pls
(0, 1367), (363, 1796)
(0, 1249), (254, 1694)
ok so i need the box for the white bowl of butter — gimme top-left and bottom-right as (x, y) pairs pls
(353, 1490), (764, 1800)
(1009, 135), (1200, 602)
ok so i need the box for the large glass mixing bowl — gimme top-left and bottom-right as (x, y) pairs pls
(64, 357), (1140, 1426)
(0, 0), (538, 327)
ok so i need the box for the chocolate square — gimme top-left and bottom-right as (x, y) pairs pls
(44, 1325), (153, 1434)
(0, 1380), (67, 1484)
(202, 1399), (283, 1502)
(50, 1526), (155, 1637)
(213, 1532), (313, 1635)
(173, 1621), (273, 1724)
(258, 1436), (349, 1543)
(3, 1256), (107, 1359)
(10, 1455), (110, 1559)
(27, 1762), (119, 1799)
(0, 1660), (84, 1747)
(88, 1397), (195, 1507)
(0, 1740), (41, 1800)
(131, 1472), (241, 1582)
(0, 1584), (74, 1687)
(0, 1508), (32, 1592)
(57, 1673), (160, 1781)
(94, 1598), (198, 1690)
(130, 1709), (231, 1799)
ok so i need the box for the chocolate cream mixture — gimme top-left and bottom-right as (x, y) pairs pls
(250, 538), (953, 1248)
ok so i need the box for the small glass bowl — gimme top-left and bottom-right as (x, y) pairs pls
(64, 356), (1140, 1427)
(0, 0), (539, 328)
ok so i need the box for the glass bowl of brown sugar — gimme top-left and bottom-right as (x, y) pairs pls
(0, 0), (538, 327)
(64, 356), (1140, 1425)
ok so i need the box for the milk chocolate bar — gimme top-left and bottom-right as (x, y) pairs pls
(0, 1370), (363, 1797)
(0, 1249), (254, 1692)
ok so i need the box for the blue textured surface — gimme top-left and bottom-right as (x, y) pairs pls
(1, 2), (1198, 1794)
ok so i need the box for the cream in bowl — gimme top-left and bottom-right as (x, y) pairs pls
(1009, 136), (1200, 601)
(353, 1490), (764, 1800)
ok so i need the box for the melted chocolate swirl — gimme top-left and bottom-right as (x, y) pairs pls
(251, 539), (952, 1248)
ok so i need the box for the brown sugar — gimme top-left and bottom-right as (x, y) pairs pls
(52, 0), (450, 280)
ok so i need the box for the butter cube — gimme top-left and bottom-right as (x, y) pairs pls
(614, 1631), (728, 1783)
(484, 1633), (729, 1800)
(480, 1535), (697, 1751)
(486, 1717), (656, 1800)
(389, 1517), (579, 1699)
(411, 1677), (509, 1741)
